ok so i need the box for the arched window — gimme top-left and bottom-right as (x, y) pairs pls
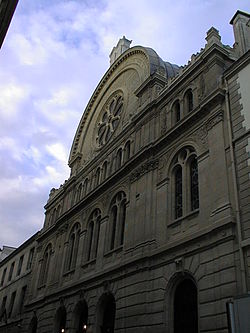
(56, 205), (61, 220)
(171, 147), (199, 220)
(76, 183), (82, 203)
(110, 206), (117, 250)
(102, 161), (108, 181)
(175, 166), (183, 219)
(85, 209), (101, 262)
(29, 315), (38, 333)
(190, 157), (199, 210)
(66, 223), (80, 271)
(124, 141), (131, 162)
(95, 168), (101, 187)
(109, 192), (127, 251)
(116, 149), (122, 170)
(51, 208), (57, 225)
(185, 89), (193, 113)
(39, 244), (52, 287)
(86, 221), (94, 262)
(83, 178), (89, 197)
(173, 100), (181, 123)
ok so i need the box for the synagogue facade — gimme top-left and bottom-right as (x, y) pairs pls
(0, 10), (250, 333)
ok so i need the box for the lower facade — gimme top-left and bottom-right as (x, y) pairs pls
(14, 231), (240, 333)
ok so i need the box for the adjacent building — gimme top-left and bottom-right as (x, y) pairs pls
(0, 10), (250, 333)
(0, 0), (18, 48)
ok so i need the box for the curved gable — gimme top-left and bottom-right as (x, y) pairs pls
(69, 46), (179, 171)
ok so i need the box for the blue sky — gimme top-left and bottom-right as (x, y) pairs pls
(0, 0), (250, 248)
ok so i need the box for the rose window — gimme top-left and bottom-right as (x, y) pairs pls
(96, 94), (123, 147)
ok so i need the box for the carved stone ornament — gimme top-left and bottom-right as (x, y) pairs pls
(96, 93), (123, 147)
(193, 111), (223, 146)
(193, 125), (208, 145)
(205, 111), (223, 131)
(130, 159), (159, 183)
(79, 288), (86, 299)
(103, 280), (110, 291)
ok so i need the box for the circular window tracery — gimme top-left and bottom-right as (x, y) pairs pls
(96, 93), (123, 147)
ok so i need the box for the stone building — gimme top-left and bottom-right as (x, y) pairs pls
(0, 9), (250, 333)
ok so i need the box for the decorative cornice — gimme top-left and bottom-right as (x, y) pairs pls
(130, 159), (159, 183)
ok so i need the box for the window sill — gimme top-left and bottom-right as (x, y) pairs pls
(37, 284), (46, 290)
(63, 268), (75, 277)
(81, 258), (96, 268)
(168, 209), (199, 227)
(104, 245), (123, 257)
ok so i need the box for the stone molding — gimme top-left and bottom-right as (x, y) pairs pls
(130, 159), (159, 183)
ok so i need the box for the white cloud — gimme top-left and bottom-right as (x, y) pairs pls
(1, 0), (250, 249)
(46, 142), (68, 162)
(0, 82), (29, 117)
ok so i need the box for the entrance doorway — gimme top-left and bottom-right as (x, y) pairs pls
(29, 315), (37, 333)
(96, 293), (116, 333)
(74, 300), (88, 333)
(54, 306), (67, 333)
(174, 279), (198, 333)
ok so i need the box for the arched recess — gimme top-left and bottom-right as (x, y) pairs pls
(28, 315), (38, 333)
(166, 272), (198, 333)
(96, 293), (116, 333)
(54, 306), (67, 333)
(72, 300), (88, 333)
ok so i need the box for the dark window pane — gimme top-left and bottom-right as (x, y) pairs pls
(175, 166), (183, 219)
(190, 158), (199, 210)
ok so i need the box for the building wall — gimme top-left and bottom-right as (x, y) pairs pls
(0, 11), (250, 333)
(226, 52), (250, 292)
(0, 235), (37, 332)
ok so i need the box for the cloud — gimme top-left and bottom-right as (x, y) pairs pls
(0, 82), (30, 118)
(0, 0), (250, 249)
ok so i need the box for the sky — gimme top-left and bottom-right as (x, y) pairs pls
(0, 0), (250, 248)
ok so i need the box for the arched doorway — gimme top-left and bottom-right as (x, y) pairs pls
(174, 279), (198, 333)
(96, 293), (116, 333)
(54, 306), (67, 333)
(73, 300), (88, 333)
(29, 315), (37, 333)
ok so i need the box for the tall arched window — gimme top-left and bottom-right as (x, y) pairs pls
(102, 161), (108, 181)
(95, 168), (101, 187)
(109, 192), (127, 251)
(51, 208), (57, 225)
(185, 89), (193, 113)
(56, 205), (61, 220)
(66, 223), (80, 271)
(173, 100), (181, 123)
(175, 166), (183, 219)
(171, 147), (199, 220)
(83, 178), (89, 197)
(85, 209), (101, 262)
(116, 149), (122, 170)
(124, 141), (131, 163)
(110, 206), (117, 250)
(190, 157), (199, 210)
(39, 244), (52, 287)
(76, 183), (82, 203)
